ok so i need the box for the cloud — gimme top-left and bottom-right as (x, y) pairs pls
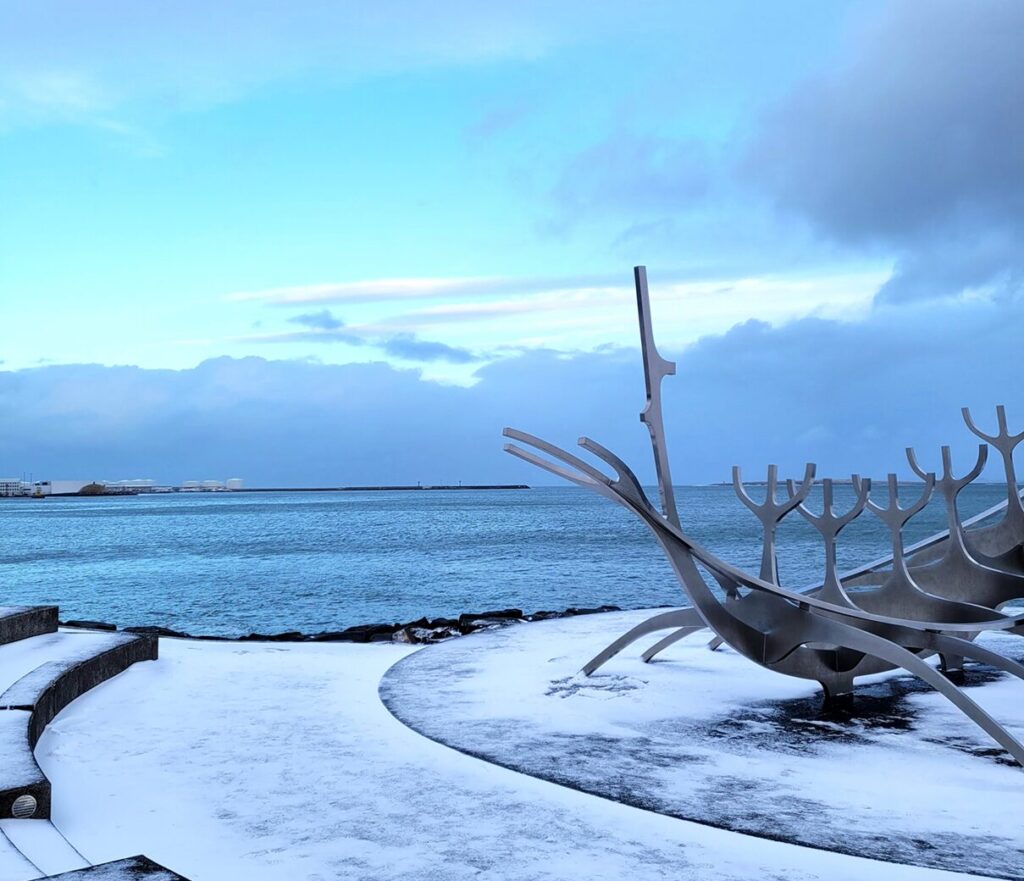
(379, 334), (478, 365)
(550, 134), (712, 225)
(287, 310), (346, 331)
(226, 273), (622, 306)
(744, 0), (1024, 305)
(3, 293), (1020, 490)
(245, 316), (481, 365)
(0, 2), (671, 127)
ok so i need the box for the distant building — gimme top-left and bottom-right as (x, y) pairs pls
(0, 478), (30, 497)
(36, 480), (94, 496)
(226, 478), (244, 491)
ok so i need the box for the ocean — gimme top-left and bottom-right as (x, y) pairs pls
(0, 484), (1011, 636)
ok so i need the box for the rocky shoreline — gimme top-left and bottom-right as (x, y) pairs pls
(59, 604), (632, 646)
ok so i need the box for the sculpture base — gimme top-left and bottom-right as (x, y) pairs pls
(382, 608), (1024, 880)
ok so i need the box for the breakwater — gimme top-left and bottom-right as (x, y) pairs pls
(60, 604), (630, 645)
(233, 484), (529, 492)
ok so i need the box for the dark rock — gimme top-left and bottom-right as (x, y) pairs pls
(400, 617), (431, 630)
(239, 631), (306, 642)
(124, 625), (189, 638)
(428, 617), (459, 629)
(317, 622), (401, 643)
(309, 630), (356, 642)
(72, 603), (625, 646)
(458, 609), (522, 632)
(459, 616), (521, 635)
(395, 625), (463, 644)
(61, 619), (117, 631)
(564, 605), (620, 617)
(471, 608), (524, 622)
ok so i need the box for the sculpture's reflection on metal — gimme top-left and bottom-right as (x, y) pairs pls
(503, 265), (1024, 766)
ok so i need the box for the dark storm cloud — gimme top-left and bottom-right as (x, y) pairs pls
(3, 292), (1020, 489)
(745, 0), (1024, 304)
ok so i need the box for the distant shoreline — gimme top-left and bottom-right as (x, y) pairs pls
(233, 484), (530, 493)
(0, 484), (533, 498)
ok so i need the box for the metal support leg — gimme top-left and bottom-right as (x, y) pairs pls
(641, 626), (706, 663)
(582, 608), (703, 676)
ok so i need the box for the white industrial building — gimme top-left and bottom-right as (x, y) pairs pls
(2, 476), (245, 496)
(0, 478), (33, 497)
(35, 480), (94, 496)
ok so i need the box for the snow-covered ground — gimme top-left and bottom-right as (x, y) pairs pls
(11, 626), (1007, 881)
(383, 609), (1024, 878)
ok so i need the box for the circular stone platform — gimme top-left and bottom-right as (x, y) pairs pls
(380, 609), (1024, 880)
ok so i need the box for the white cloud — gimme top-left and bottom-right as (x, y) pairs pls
(0, 2), (669, 127)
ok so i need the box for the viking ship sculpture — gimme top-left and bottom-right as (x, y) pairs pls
(504, 266), (1024, 765)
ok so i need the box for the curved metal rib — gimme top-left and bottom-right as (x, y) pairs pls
(581, 607), (704, 675)
(508, 427), (1022, 636)
(858, 472), (934, 577)
(787, 475), (871, 607)
(963, 405), (1024, 528)
(506, 415), (1024, 763)
(734, 462), (815, 583)
(923, 633), (1024, 684)
(801, 617), (1024, 766)
(643, 625), (704, 663)
(502, 268), (1024, 766)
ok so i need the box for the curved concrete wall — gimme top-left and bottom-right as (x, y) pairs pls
(0, 633), (157, 819)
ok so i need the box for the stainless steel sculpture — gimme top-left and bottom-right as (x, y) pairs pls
(504, 266), (1024, 765)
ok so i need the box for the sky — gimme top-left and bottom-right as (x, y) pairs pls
(1, 1), (1021, 486)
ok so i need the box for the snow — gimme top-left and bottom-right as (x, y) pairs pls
(0, 825), (39, 881)
(0, 820), (89, 876)
(0, 631), (142, 801)
(381, 609), (1024, 878)
(18, 627), (1007, 881)
(0, 631), (135, 701)
(0, 711), (40, 787)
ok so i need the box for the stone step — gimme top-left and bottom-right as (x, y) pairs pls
(0, 819), (89, 875)
(0, 823), (38, 881)
(0, 632), (121, 695)
(0, 632), (158, 820)
(0, 608), (58, 648)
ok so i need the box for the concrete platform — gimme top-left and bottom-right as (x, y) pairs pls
(380, 609), (1024, 880)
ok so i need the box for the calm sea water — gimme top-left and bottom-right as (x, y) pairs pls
(0, 484), (1012, 636)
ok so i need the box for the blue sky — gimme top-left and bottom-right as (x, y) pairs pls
(1, 1), (1021, 485)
